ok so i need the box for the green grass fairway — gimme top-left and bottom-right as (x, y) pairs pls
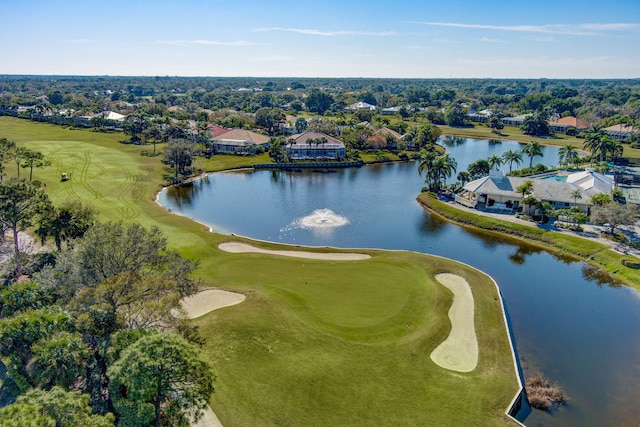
(0, 117), (519, 425)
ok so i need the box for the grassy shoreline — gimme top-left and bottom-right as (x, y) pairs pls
(417, 192), (640, 289)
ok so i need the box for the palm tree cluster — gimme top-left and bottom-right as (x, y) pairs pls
(582, 125), (622, 163)
(557, 145), (582, 169)
(418, 150), (457, 192)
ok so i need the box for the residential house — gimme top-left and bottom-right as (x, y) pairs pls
(211, 129), (270, 154)
(286, 132), (346, 160)
(604, 124), (637, 141)
(345, 101), (377, 112)
(380, 106), (405, 115)
(549, 116), (589, 134)
(456, 170), (613, 213)
(466, 109), (493, 123)
(366, 127), (401, 149)
(501, 114), (532, 126)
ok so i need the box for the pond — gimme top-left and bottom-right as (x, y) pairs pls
(158, 138), (640, 426)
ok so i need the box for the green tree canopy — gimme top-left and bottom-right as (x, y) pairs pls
(0, 179), (52, 272)
(37, 199), (96, 251)
(306, 89), (333, 114)
(0, 387), (114, 427)
(0, 138), (17, 181)
(108, 333), (215, 427)
(590, 202), (638, 234)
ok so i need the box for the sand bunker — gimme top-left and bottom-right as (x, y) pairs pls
(218, 242), (370, 261)
(179, 289), (246, 319)
(430, 273), (478, 372)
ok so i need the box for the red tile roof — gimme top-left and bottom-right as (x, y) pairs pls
(549, 116), (589, 129)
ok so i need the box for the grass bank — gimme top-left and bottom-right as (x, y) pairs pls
(417, 192), (640, 289)
(1, 117), (519, 425)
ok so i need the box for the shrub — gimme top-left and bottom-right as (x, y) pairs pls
(621, 257), (640, 269)
(525, 374), (567, 411)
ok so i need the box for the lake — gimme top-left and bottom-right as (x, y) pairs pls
(159, 138), (640, 426)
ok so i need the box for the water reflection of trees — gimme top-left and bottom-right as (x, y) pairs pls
(508, 245), (542, 265)
(582, 264), (622, 287)
(165, 176), (210, 208)
(419, 213), (447, 235)
(440, 136), (467, 147)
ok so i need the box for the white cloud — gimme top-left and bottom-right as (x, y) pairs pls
(410, 21), (640, 36)
(157, 40), (254, 46)
(252, 27), (395, 37)
(480, 37), (504, 43)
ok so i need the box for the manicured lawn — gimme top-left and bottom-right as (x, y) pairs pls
(1, 117), (519, 425)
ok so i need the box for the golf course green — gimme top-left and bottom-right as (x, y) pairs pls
(1, 116), (519, 426)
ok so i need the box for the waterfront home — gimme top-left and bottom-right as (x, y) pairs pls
(604, 123), (637, 141)
(501, 114), (532, 126)
(456, 170), (614, 213)
(286, 132), (346, 160)
(549, 116), (590, 134)
(211, 129), (270, 154)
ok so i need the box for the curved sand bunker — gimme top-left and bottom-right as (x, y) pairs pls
(218, 242), (370, 260)
(179, 289), (246, 319)
(430, 273), (478, 372)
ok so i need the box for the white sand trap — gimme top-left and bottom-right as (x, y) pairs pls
(218, 242), (370, 261)
(430, 273), (478, 372)
(179, 289), (246, 319)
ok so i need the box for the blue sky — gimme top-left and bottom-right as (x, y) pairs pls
(2, 0), (639, 78)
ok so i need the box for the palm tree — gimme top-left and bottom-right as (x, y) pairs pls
(570, 188), (583, 206)
(418, 150), (438, 190)
(522, 141), (543, 168)
(502, 149), (523, 173)
(319, 137), (328, 160)
(487, 153), (503, 171)
(558, 145), (580, 169)
(434, 154), (457, 190)
(583, 124), (608, 163)
(457, 171), (471, 186)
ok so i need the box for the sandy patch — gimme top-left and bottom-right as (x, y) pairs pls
(430, 273), (478, 372)
(218, 242), (370, 261)
(179, 289), (246, 319)
(192, 406), (223, 427)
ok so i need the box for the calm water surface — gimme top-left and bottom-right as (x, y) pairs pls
(159, 138), (640, 426)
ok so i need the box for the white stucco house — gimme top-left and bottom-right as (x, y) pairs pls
(456, 170), (614, 213)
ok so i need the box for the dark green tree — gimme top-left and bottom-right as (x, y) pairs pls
(305, 89), (333, 115)
(522, 141), (544, 168)
(292, 117), (306, 133)
(467, 158), (491, 179)
(108, 333), (215, 427)
(0, 387), (114, 427)
(123, 114), (148, 143)
(0, 179), (52, 272)
(163, 141), (199, 181)
(37, 199), (96, 251)
(0, 138), (17, 181)
(20, 148), (50, 182)
(521, 112), (550, 136)
(444, 104), (466, 126)
(255, 108), (285, 134)
(27, 331), (91, 389)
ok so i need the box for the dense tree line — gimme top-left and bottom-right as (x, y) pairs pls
(2, 76), (639, 125)
(0, 218), (214, 426)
